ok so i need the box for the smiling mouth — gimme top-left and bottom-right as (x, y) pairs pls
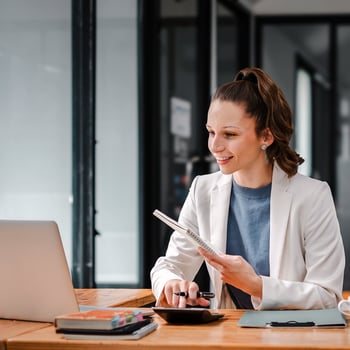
(216, 156), (233, 161)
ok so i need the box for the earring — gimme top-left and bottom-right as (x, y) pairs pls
(261, 144), (267, 151)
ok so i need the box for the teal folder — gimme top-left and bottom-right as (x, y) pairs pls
(238, 308), (346, 328)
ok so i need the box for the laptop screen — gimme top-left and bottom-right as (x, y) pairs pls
(0, 220), (79, 322)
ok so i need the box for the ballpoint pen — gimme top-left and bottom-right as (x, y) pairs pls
(173, 291), (215, 299)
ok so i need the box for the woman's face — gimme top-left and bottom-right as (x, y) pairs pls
(206, 99), (269, 178)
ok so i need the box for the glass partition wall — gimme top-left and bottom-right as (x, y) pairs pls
(0, 0), (248, 288)
(0, 1), (72, 263)
(0, 0), (140, 287)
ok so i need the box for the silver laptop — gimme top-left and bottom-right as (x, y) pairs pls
(0, 220), (79, 322)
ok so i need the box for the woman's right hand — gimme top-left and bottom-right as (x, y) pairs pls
(157, 279), (210, 308)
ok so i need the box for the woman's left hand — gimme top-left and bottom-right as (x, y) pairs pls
(198, 247), (262, 298)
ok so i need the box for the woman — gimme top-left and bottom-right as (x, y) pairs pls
(150, 67), (345, 310)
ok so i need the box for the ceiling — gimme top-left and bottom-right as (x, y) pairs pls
(239, 0), (350, 15)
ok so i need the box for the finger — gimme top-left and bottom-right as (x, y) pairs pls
(165, 288), (176, 305)
(197, 297), (211, 307)
(164, 280), (183, 306)
(198, 247), (226, 264)
(200, 255), (224, 272)
(198, 246), (213, 258)
(172, 292), (181, 307)
(176, 281), (190, 308)
(178, 293), (187, 308)
(187, 282), (199, 300)
(212, 262), (224, 272)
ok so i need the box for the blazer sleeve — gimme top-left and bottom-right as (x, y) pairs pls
(150, 177), (205, 303)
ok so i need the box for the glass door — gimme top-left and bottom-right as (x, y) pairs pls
(94, 0), (139, 286)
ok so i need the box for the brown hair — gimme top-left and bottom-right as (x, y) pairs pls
(211, 67), (304, 177)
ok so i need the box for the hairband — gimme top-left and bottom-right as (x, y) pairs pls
(234, 71), (257, 84)
(240, 74), (257, 84)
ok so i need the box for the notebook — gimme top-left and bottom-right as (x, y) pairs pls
(238, 308), (347, 328)
(0, 220), (79, 322)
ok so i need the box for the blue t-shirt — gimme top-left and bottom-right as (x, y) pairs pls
(226, 180), (271, 309)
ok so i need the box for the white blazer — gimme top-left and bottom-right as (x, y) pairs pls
(151, 163), (345, 310)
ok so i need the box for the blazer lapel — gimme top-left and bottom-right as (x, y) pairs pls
(210, 174), (232, 254)
(269, 163), (292, 277)
(209, 173), (232, 306)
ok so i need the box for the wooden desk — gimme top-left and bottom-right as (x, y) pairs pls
(0, 320), (49, 350)
(75, 288), (155, 308)
(6, 309), (350, 350)
(1, 288), (154, 350)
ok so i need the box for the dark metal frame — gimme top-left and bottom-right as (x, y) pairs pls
(138, 0), (161, 288)
(71, 0), (96, 288)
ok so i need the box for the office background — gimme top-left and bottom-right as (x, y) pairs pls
(1, 0), (350, 290)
